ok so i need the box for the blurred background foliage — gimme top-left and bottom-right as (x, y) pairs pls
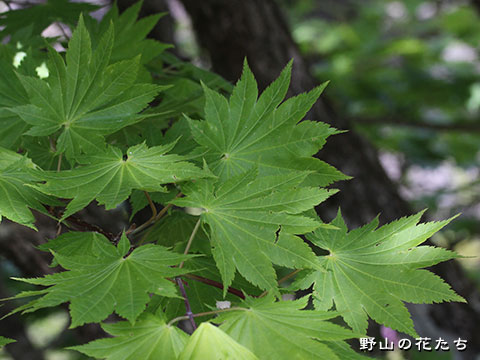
(281, 0), (480, 288)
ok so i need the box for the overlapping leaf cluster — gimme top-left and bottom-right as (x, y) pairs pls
(0, 1), (466, 359)
(173, 60), (346, 293)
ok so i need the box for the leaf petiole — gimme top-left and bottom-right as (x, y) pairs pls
(167, 307), (247, 327)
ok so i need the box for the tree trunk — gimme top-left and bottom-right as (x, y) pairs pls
(178, 0), (410, 227)
(177, 0), (480, 356)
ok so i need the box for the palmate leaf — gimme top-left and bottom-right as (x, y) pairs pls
(11, 15), (165, 160)
(90, 1), (171, 65)
(178, 322), (258, 360)
(0, 57), (29, 149)
(189, 60), (347, 186)
(293, 211), (465, 337)
(14, 233), (191, 327)
(0, 147), (53, 229)
(38, 231), (114, 267)
(71, 313), (188, 360)
(35, 142), (206, 219)
(0, 0), (98, 38)
(215, 295), (361, 360)
(173, 169), (333, 293)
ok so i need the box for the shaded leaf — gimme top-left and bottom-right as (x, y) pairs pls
(11, 17), (165, 159)
(36, 142), (206, 218)
(0, 147), (50, 229)
(71, 313), (188, 360)
(14, 232), (191, 326)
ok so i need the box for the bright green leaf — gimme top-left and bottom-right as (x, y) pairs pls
(14, 232), (191, 327)
(189, 60), (347, 186)
(294, 211), (465, 337)
(173, 169), (333, 293)
(178, 322), (258, 360)
(70, 313), (188, 360)
(35, 142), (207, 218)
(0, 336), (15, 347)
(216, 295), (359, 360)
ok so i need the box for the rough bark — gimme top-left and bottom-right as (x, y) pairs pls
(177, 0), (480, 357)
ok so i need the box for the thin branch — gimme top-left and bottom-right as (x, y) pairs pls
(56, 22), (70, 41)
(154, 191), (183, 221)
(154, 202), (173, 221)
(179, 217), (201, 269)
(259, 269), (302, 298)
(48, 137), (56, 152)
(56, 153), (62, 172)
(129, 192), (183, 237)
(277, 268), (302, 284)
(127, 192), (157, 238)
(47, 206), (116, 241)
(175, 277), (196, 330)
(55, 223), (62, 236)
(184, 274), (245, 299)
(144, 191), (157, 218)
(58, 213), (115, 242)
(167, 307), (246, 327)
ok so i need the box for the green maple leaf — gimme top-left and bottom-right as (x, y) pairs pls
(90, 1), (171, 65)
(0, 147), (53, 229)
(293, 211), (465, 337)
(70, 313), (188, 360)
(14, 233), (191, 327)
(39, 231), (115, 266)
(0, 57), (29, 149)
(11, 15), (165, 159)
(0, 336), (15, 347)
(215, 295), (360, 360)
(178, 322), (259, 360)
(173, 169), (333, 292)
(35, 142), (206, 218)
(188, 60), (347, 186)
(0, 0), (98, 38)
